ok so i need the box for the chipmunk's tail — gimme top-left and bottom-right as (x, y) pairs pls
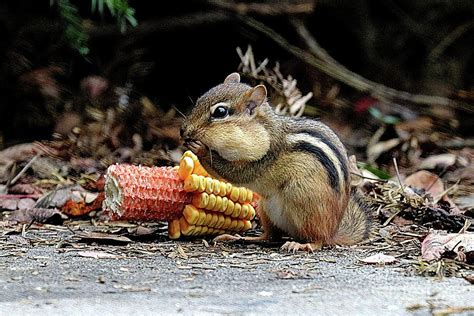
(333, 189), (373, 245)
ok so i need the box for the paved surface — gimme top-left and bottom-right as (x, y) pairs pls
(0, 238), (473, 316)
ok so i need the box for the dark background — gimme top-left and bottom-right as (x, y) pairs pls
(0, 0), (472, 146)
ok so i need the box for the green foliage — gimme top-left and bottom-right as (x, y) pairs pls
(50, 0), (137, 55)
(357, 162), (392, 180)
(91, 0), (137, 33)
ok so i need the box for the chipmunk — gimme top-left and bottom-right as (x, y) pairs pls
(181, 73), (371, 252)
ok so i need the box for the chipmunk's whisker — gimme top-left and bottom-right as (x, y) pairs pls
(209, 146), (213, 167)
(173, 105), (186, 119)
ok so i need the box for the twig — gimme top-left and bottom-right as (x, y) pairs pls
(428, 20), (474, 61)
(207, 0), (315, 16)
(9, 154), (40, 186)
(392, 157), (403, 188)
(236, 15), (472, 113)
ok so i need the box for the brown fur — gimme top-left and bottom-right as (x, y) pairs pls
(181, 73), (371, 250)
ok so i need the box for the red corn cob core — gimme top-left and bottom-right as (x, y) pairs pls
(104, 164), (192, 221)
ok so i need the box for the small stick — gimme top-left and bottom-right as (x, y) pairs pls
(392, 157), (403, 188)
(10, 154), (40, 186)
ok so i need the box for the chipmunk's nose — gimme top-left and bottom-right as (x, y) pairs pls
(179, 126), (185, 138)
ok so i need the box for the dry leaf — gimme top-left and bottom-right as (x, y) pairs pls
(421, 231), (474, 262)
(75, 231), (132, 244)
(360, 253), (398, 264)
(404, 170), (461, 214)
(463, 274), (474, 284)
(77, 251), (119, 259)
(9, 208), (67, 224)
(419, 154), (468, 170)
(367, 138), (401, 164)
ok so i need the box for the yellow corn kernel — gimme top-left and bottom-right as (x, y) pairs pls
(245, 189), (254, 203)
(216, 214), (225, 229)
(200, 226), (209, 235)
(243, 220), (252, 230)
(232, 202), (242, 218)
(192, 192), (209, 209)
(178, 156), (194, 180)
(213, 196), (223, 212)
(193, 163), (209, 177)
(226, 183), (233, 196)
(183, 205), (200, 225)
(238, 188), (247, 204)
(209, 213), (219, 227)
(247, 204), (256, 220)
(224, 200), (234, 216)
(240, 204), (249, 219)
(230, 187), (240, 202)
(236, 220), (245, 231)
(183, 150), (198, 162)
(211, 179), (221, 195)
(168, 219), (181, 239)
(207, 194), (217, 210)
(218, 182), (227, 196)
(198, 176), (206, 192)
(220, 197), (229, 213)
(222, 216), (232, 229)
(179, 217), (194, 236)
(204, 213), (213, 226)
(205, 177), (214, 194)
(192, 225), (202, 236)
(207, 227), (215, 234)
(229, 219), (238, 231)
(197, 210), (207, 226)
(184, 174), (199, 192)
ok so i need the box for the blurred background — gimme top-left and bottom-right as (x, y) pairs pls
(0, 0), (472, 172)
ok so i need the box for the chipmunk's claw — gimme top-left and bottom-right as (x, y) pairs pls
(213, 234), (242, 242)
(281, 241), (322, 253)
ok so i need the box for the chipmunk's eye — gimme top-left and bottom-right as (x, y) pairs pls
(211, 105), (229, 119)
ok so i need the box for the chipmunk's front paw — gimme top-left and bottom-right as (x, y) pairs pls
(213, 234), (242, 242)
(281, 241), (322, 253)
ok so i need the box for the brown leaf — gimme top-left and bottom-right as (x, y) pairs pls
(404, 170), (444, 197)
(421, 231), (474, 262)
(9, 208), (67, 224)
(463, 274), (474, 284)
(75, 231), (132, 244)
(404, 170), (461, 214)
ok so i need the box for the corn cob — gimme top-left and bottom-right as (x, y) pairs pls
(104, 151), (256, 239)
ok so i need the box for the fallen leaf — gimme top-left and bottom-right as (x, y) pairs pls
(9, 208), (67, 224)
(8, 183), (43, 195)
(404, 170), (461, 215)
(74, 231), (132, 244)
(421, 231), (474, 262)
(77, 251), (119, 259)
(463, 274), (474, 284)
(367, 138), (401, 164)
(419, 154), (468, 170)
(360, 253), (398, 264)
(17, 198), (36, 210)
(404, 170), (444, 197)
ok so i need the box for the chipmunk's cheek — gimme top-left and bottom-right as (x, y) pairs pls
(208, 125), (270, 161)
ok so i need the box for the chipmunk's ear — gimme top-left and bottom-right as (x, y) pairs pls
(241, 84), (267, 115)
(224, 72), (240, 84)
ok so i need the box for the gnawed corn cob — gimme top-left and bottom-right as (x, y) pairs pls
(104, 151), (256, 239)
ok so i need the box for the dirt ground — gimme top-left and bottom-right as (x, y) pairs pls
(0, 224), (473, 316)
